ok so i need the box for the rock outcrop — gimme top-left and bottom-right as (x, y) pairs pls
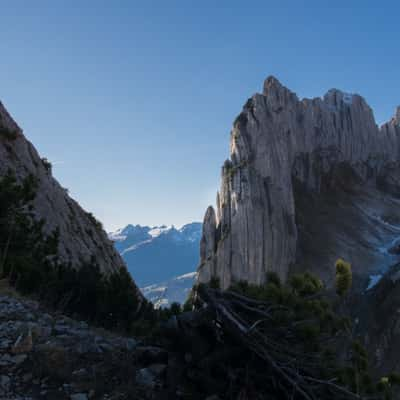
(198, 77), (400, 290)
(0, 100), (133, 277)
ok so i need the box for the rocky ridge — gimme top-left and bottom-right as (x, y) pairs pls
(0, 101), (129, 276)
(198, 77), (400, 290)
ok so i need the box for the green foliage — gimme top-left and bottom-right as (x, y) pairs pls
(336, 340), (372, 395)
(169, 302), (182, 315)
(223, 158), (248, 180)
(130, 301), (187, 339)
(230, 272), (338, 351)
(34, 261), (146, 331)
(389, 373), (400, 386)
(335, 258), (352, 297)
(0, 126), (18, 140)
(0, 171), (39, 276)
(289, 271), (323, 296)
(86, 211), (103, 230)
(373, 374), (400, 400)
(0, 172), (150, 334)
(226, 271), (400, 399)
(209, 276), (220, 289)
(266, 271), (281, 287)
(155, 302), (182, 321)
(41, 158), (52, 173)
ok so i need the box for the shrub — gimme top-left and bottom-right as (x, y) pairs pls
(0, 172), (150, 334)
(221, 270), (400, 399)
(266, 271), (281, 287)
(209, 276), (220, 289)
(41, 158), (52, 173)
(86, 212), (103, 230)
(0, 126), (18, 140)
(335, 258), (352, 297)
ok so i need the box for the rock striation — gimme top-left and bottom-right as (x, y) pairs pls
(198, 77), (400, 289)
(0, 100), (133, 277)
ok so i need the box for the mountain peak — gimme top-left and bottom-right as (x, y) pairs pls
(324, 88), (355, 105)
(263, 75), (284, 90)
(110, 222), (202, 244)
(148, 225), (174, 238)
(199, 77), (400, 290)
(262, 76), (298, 106)
(0, 100), (22, 135)
(122, 224), (141, 233)
(263, 75), (289, 94)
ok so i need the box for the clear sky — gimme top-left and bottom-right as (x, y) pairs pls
(1, 1), (399, 231)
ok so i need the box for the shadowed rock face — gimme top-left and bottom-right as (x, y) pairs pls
(357, 263), (400, 375)
(198, 77), (400, 290)
(0, 101), (140, 288)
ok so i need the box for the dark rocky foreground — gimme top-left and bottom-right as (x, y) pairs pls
(0, 291), (231, 400)
(2, 277), (400, 400)
(0, 294), (168, 400)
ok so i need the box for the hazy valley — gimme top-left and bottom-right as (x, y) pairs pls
(109, 223), (201, 307)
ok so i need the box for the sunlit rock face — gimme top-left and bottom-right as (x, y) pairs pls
(0, 100), (139, 287)
(198, 77), (400, 290)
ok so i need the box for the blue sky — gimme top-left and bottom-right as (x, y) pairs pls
(1, 1), (399, 230)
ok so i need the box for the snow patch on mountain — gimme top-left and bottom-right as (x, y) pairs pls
(366, 274), (383, 291)
(109, 222), (202, 289)
(121, 239), (154, 255)
(109, 223), (201, 247)
(149, 225), (173, 238)
(141, 272), (197, 308)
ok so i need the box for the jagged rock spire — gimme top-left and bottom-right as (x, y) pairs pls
(198, 77), (400, 290)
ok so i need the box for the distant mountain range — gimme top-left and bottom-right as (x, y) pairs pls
(109, 223), (201, 306)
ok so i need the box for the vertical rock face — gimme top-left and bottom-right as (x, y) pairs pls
(198, 77), (400, 289)
(199, 207), (217, 283)
(0, 100), (141, 294)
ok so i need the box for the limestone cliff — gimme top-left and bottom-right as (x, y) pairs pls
(198, 77), (400, 290)
(0, 100), (141, 293)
